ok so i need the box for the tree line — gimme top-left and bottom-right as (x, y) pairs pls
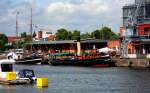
(55, 26), (119, 40)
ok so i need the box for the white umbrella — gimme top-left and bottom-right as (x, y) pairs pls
(98, 47), (115, 54)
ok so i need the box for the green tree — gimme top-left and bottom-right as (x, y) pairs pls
(80, 32), (92, 39)
(0, 34), (8, 51)
(99, 27), (110, 40)
(111, 32), (120, 40)
(68, 31), (72, 40)
(11, 39), (23, 49)
(91, 30), (100, 39)
(20, 32), (28, 47)
(19, 34), (32, 48)
(72, 30), (80, 40)
(54, 27), (119, 41)
(21, 32), (27, 38)
(99, 27), (119, 40)
(55, 28), (69, 40)
(24, 35), (32, 43)
(0, 40), (5, 51)
(0, 34), (8, 44)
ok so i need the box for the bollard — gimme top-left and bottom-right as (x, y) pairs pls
(6, 72), (16, 81)
(37, 78), (48, 87)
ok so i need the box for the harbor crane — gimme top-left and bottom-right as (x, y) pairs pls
(121, 0), (144, 58)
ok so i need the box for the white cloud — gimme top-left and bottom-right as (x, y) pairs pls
(47, 0), (109, 15)
(0, 0), (136, 35)
(46, 0), (124, 32)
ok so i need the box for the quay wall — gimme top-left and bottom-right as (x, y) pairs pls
(112, 58), (150, 68)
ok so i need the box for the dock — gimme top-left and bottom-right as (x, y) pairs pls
(0, 79), (30, 85)
(112, 57), (150, 68)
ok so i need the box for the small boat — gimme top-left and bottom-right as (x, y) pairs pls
(15, 55), (42, 64)
(0, 59), (36, 85)
(48, 53), (113, 67)
(7, 51), (42, 64)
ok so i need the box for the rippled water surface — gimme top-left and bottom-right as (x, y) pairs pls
(1, 65), (150, 93)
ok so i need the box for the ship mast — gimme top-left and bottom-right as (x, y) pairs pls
(30, 8), (33, 51)
(16, 11), (19, 49)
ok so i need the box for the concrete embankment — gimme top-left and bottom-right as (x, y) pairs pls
(112, 58), (150, 68)
(0, 55), (6, 59)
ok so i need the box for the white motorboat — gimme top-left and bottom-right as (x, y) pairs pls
(7, 51), (42, 64)
(0, 59), (36, 84)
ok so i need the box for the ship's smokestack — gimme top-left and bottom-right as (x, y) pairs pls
(77, 37), (81, 56)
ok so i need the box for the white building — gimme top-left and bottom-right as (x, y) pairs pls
(35, 29), (55, 41)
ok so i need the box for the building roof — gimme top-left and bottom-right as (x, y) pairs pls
(80, 39), (107, 44)
(31, 40), (76, 45)
(27, 39), (107, 45)
(7, 36), (21, 43)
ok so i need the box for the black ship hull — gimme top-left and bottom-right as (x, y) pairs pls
(49, 55), (113, 67)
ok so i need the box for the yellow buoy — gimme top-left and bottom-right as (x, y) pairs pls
(6, 72), (16, 81)
(37, 78), (48, 87)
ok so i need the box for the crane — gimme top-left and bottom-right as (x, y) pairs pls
(121, 0), (144, 58)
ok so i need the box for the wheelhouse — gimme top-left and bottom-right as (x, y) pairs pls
(0, 59), (15, 72)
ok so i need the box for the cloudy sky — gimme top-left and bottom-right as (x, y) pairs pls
(0, 0), (134, 36)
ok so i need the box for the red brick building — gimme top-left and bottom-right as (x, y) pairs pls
(137, 24), (150, 36)
(119, 24), (150, 55)
(7, 36), (21, 46)
(107, 40), (120, 50)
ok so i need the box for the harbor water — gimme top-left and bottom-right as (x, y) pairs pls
(1, 65), (150, 93)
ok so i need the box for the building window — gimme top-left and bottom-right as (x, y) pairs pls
(145, 4), (150, 18)
(144, 27), (149, 35)
(46, 32), (52, 34)
(145, 45), (150, 54)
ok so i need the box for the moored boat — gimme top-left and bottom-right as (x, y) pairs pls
(48, 53), (113, 67)
(7, 51), (42, 64)
(15, 56), (42, 64)
(0, 59), (36, 85)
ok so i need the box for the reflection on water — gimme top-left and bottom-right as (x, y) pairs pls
(0, 85), (16, 90)
(1, 65), (150, 93)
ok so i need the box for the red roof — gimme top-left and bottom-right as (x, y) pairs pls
(7, 36), (21, 43)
